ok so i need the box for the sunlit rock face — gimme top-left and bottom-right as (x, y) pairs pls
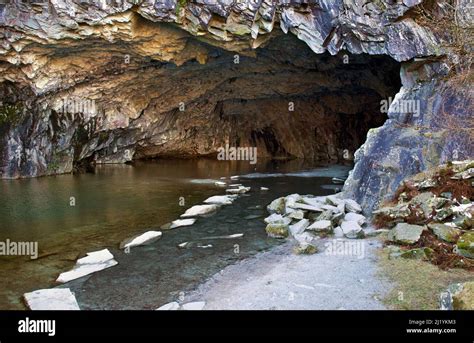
(0, 0), (472, 213)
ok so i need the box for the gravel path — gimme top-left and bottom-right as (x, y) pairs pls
(187, 237), (392, 310)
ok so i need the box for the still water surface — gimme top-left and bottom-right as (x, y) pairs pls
(0, 159), (350, 309)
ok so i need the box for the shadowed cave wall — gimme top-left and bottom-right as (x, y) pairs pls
(0, 27), (401, 178)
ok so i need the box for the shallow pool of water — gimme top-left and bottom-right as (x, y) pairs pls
(0, 159), (351, 309)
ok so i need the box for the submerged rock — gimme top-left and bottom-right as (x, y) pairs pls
(23, 288), (80, 310)
(56, 249), (118, 283)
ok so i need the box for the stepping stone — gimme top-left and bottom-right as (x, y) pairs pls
(204, 195), (236, 205)
(180, 204), (219, 218)
(56, 249), (118, 283)
(169, 218), (196, 229)
(23, 288), (80, 310)
(120, 231), (162, 249)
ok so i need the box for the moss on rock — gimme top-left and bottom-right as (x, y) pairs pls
(456, 232), (474, 259)
(265, 223), (289, 239)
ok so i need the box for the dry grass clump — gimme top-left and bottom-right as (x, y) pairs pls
(378, 245), (473, 310)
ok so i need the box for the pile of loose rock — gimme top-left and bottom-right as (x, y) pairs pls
(374, 160), (473, 267)
(264, 192), (370, 254)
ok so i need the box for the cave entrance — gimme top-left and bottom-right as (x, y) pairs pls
(125, 33), (402, 166)
(0, 25), (402, 178)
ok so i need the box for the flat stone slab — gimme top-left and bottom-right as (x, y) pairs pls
(56, 249), (118, 283)
(291, 203), (324, 212)
(204, 195), (236, 205)
(180, 204), (220, 218)
(120, 230), (162, 249)
(169, 218), (196, 229)
(301, 197), (325, 207)
(226, 186), (250, 194)
(24, 288), (80, 310)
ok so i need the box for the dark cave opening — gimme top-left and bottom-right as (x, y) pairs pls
(0, 27), (402, 178)
(127, 33), (402, 165)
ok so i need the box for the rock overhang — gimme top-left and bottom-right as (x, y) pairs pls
(0, 0), (472, 215)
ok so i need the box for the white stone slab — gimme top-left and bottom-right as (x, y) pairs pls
(169, 218), (196, 229)
(180, 204), (219, 218)
(24, 288), (80, 310)
(204, 195), (236, 205)
(56, 249), (118, 283)
(121, 231), (162, 249)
